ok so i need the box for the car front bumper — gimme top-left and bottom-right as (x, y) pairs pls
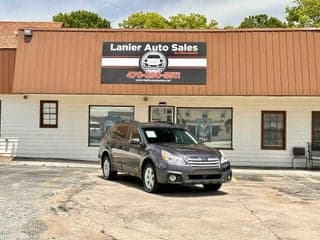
(156, 163), (232, 185)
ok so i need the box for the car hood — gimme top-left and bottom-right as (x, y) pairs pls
(158, 143), (220, 158)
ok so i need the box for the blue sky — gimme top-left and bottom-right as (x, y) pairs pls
(0, 0), (293, 27)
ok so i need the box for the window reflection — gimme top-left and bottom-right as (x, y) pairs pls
(89, 106), (134, 146)
(262, 111), (286, 149)
(177, 108), (232, 149)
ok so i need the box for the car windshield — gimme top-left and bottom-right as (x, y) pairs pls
(143, 127), (198, 144)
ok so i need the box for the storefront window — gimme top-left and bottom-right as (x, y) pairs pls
(89, 106), (134, 146)
(177, 108), (233, 149)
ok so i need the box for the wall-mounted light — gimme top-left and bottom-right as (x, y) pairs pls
(23, 95), (28, 100)
(24, 29), (32, 37)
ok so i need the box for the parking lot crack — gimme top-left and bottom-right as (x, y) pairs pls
(87, 216), (118, 240)
(117, 215), (169, 240)
(238, 198), (282, 240)
(54, 181), (96, 215)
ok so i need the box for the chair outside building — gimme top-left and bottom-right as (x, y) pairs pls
(292, 147), (308, 169)
(307, 142), (320, 169)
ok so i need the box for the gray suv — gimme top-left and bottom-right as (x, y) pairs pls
(98, 121), (232, 193)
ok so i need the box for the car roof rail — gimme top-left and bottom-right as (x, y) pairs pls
(149, 121), (175, 125)
(120, 120), (141, 124)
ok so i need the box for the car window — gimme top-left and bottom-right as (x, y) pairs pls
(107, 125), (116, 138)
(130, 127), (141, 142)
(114, 125), (129, 141)
(143, 127), (197, 144)
(175, 129), (197, 144)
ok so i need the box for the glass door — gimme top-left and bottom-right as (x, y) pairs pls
(149, 106), (174, 123)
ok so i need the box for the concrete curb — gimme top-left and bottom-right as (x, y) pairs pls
(0, 157), (100, 168)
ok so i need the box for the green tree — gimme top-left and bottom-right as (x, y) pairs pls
(239, 14), (286, 28)
(286, 0), (320, 27)
(119, 12), (171, 29)
(224, 25), (235, 29)
(169, 13), (218, 29)
(53, 10), (111, 28)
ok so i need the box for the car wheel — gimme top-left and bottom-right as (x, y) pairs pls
(102, 155), (117, 180)
(203, 183), (222, 191)
(142, 163), (159, 193)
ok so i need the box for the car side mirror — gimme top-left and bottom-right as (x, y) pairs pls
(131, 138), (142, 145)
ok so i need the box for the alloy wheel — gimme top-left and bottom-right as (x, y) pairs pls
(144, 166), (155, 190)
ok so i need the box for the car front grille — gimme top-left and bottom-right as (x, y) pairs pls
(187, 156), (220, 169)
(188, 174), (221, 180)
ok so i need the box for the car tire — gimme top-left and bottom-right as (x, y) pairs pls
(203, 183), (222, 191)
(102, 155), (117, 180)
(142, 163), (159, 193)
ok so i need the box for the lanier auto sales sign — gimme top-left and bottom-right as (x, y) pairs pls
(101, 42), (207, 84)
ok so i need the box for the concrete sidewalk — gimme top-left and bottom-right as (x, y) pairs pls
(0, 156), (100, 168)
(1, 156), (320, 178)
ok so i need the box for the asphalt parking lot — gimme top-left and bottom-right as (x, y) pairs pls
(0, 161), (320, 240)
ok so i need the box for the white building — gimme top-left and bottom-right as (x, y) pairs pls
(1, 24), (320, 168)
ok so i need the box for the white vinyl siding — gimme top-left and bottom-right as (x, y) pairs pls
(0, 94), (317, 168)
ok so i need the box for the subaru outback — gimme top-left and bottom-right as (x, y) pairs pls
(98, 121), (232, 193)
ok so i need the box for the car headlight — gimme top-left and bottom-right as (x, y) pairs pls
(219, 150), (229, 164)
(161, 150), (187, 166)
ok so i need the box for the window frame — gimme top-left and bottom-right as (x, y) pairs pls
(129, 126), (142, 143)
(88, 105), (135, 147)
(113, 124), (130, 141)
(261, 111), (286, 150)
(311, 111), (320, 150)
(176, 107), (233, 150)
(0, 100), (1, 136)
(40, 100), (58, 128)
(148, 105), (175, 123)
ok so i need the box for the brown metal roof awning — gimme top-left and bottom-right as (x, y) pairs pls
(10, 28), (320, 96)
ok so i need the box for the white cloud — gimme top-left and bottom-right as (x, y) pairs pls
(0, 0), (94, 21)
(0, 0), (293, 27)
(151, 0), (293, 27)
